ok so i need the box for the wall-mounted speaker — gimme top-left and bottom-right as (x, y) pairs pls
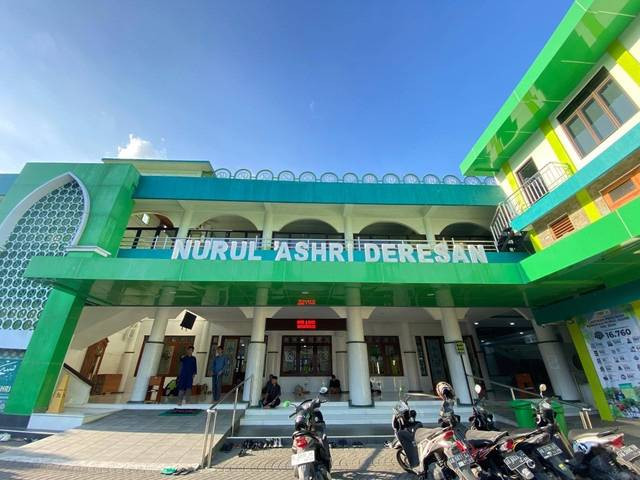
(180, 311), (196, 330)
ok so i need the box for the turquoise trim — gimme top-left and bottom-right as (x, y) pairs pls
(512, 123), (640, 230)
(533, 278), (640, 324)
(0, 174), (18, 195)
(134, 176), (504, 206)
(116, 247), (527, 263)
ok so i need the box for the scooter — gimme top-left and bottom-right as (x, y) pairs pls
(391, 382), (480, 480)
(290, 397), (332, 480)
(469, 384), (497, 431)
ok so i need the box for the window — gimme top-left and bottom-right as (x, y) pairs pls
(559, 68), (638, 156)
(366, 336), (404, 376)
(549, 215), (575, 240)
(280, 336), (332, 376)
(415, 336), (428, 377)
(602, 166), (640, 211)
(135, 335), (195, 376)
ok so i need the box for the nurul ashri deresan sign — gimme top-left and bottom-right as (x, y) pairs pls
(171, 239), (489, 264)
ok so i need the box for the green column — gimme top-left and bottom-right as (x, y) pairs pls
(4, 288), (85, 415)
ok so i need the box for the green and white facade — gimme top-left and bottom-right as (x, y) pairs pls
(1, 0), (640, 426)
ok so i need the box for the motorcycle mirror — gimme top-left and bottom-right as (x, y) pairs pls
(539, 383), (547, 393)
(474, 384), (482, 394)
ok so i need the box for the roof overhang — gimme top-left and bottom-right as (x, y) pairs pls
(460, 0), (640, 176)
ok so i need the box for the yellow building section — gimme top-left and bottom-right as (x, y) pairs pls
(528, 227), (542, 252)
(540, 119), (577, 173)
(500, 162), (526, 210)
(608, 39), (640, 87)
(575, 189), (603, 222)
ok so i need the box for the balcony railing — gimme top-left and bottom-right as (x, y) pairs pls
(119, 235), (498, 252)
(490, 162), (572, 244)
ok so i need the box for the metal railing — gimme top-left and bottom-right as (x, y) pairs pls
(120, 235), (499, 252)
(466, 374), (593, 429)
(489, 162), (572, 245)
(200, 375), (253, 469)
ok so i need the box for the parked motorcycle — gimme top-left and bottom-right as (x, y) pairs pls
(290, 397), (332, 480)
(469, 384), (497, 431)
(391, 382), (479, 480)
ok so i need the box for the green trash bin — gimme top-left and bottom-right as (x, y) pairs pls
(551, 401), (567, 437)
(510, 399), (536, 428)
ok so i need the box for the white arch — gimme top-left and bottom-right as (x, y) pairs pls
(0, 172), (90, 249)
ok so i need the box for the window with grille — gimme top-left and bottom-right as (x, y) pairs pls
(366, 336), (404, 376)
(549, 215), (575, 240)
(280, 336), (332, 376)
(558, 68), (638, 157)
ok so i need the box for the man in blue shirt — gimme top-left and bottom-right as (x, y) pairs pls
(211, 346), (229, 402)
(177, 346), (197, 405)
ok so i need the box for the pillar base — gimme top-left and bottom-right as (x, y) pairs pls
(348, 400), (374, 408)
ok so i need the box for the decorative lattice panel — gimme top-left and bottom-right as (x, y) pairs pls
(0, 181), (84, 333)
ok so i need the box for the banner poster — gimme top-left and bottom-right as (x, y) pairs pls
(0, 349), (25, 412)
(578, 305), (640, 418)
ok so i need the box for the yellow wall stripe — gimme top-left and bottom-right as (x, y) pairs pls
(576, 189), (602, 222)
(540, 119), (577, 173)
(567, 320), (613, 421)
(608, 39), (640, 87)
(528, 227), (542, 251)
(500, 162), (527, 211)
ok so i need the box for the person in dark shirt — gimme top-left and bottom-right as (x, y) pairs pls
(177, 346), (197, 405)
(211, 346), (230, 402)
(261, 375), (281, 408)
(328, 374), (341, 394)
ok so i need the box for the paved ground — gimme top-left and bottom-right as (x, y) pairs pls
(0, 446), (411, 479)
(0, 409), (231, 470)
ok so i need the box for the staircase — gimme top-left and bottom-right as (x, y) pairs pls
(240, 399), (473, 427)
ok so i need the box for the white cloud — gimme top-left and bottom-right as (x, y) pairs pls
(117, 134), (166, 159)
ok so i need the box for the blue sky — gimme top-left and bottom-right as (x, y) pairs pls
(0, 1), (573, 177)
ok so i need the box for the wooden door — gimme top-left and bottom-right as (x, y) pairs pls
(80, 338), (109, 382)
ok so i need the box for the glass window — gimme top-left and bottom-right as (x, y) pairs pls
(608, 178), (636, 203)
(602, 166), (640, 211)
(566, 116), (597, 155)
(415, 337), (428, 376)
(582, 99), (616, 140)
(600, 80), (637, 124)
(560, 69), (637, 157)
(280, 336), (332, 376)
(365, 336), (404, 376)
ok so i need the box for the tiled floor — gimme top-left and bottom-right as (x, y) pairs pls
(0, 409), (230, 470)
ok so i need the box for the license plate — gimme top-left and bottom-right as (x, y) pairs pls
(537, 443), (563, 459)
(504, 451), (532, 471)
(448, 451), (473, 469)
(291, 450), (315, 466)
(619, 445), (640, 462)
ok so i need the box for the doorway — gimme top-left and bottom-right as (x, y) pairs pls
(80, 338), (109, 382)
(516, 159), (547, 205)
(220, 336), (250, 392)
(423, 336), (450, 390)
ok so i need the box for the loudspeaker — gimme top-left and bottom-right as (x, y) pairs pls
(180, 311), (196, 330)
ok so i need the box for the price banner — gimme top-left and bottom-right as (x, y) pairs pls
(578, 305), (640, 418)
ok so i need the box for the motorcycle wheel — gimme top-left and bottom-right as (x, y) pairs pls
(396, 449), (416, 474)
(297, 464), (314, 480)
(316, 465), (331, 480)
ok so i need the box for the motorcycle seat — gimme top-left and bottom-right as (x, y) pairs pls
(465, 430), (508, 447)
(414, 427), (444, 443)
(568, 429), (618, 442)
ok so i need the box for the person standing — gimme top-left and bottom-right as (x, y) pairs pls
(211, 346), (229, 402)
(177, 346), (197, 405)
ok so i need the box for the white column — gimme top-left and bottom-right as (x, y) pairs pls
(129, 307), (173, 402)
(422, 215), (436, 243)
(117, 322), (140, 392)
(176, 208), (194, 238)
(400, 322), (421, 392)
(436, 289), (475, 405)
(195, 318), (211, 384)
(343, 206), (354, 249)
(346, 287), (372, 406)
(466, 320), (493, 399)
(266, 332), (281, 378)
(262, 205), (274, 249)
(243, 287), (269, 405)
(531, 321), (580, 401)
(334, 331), (348, 391)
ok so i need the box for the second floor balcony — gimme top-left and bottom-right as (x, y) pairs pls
(490, 162), (572, 243)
